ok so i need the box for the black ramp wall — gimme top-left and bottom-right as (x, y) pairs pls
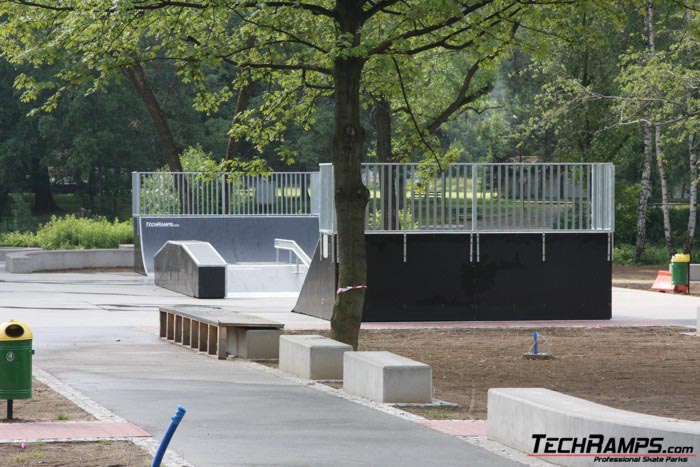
(293, 233), (612, 322)
(135, 216), (319, 274)
(294, 242), (337, 320)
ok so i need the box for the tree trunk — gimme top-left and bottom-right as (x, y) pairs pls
(122, 62), (183, 172)
(330, 1), (369, 350)
(225, 79), (257, 161)
(635, 1), (656, 260)
(635, 123), (653, 259)
(654, 125), (673, 255)
(30, 156), (59, 214)
(222, 80), (257, 214)
(685, 133), (698, 253)
(370, 95), (397, 229)
(122, 60), (188, 212)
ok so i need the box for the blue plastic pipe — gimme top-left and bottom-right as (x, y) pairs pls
(533, 332), (539, 355)
(152, 406), (187, 467)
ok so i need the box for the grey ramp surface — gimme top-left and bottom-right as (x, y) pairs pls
(138, 216), (319, 273)
(35, 326), (518, 466)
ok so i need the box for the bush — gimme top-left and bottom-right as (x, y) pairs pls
(615, 204), (700, 247)
(614, 244), (670, 265)
(0, 215), (132, 250)
(614, 242), (700, 265)
(0, 231), (39, 247)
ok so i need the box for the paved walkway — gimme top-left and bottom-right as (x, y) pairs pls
(35, 326), (514, 466)
(0, 267), (519, 466)
(0, 265), (696, 465)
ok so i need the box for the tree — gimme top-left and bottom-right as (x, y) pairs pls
(0, 6), (189, 173)
(587, 3), (700, 255)
(2, 1), (556, 348)
(516, 1), (700, 256)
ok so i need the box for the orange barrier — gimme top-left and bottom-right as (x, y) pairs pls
(651, 270), (674, 293)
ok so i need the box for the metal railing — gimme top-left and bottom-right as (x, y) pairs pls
(132, 171), (318, 216)
(319, 162), (614, 234)
(274, 238), (312, 267)
(133, 163), (615, 233)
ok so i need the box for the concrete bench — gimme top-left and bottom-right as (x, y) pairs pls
(488, 388), (700, 467)
(159, 305), (284, 360)
(343, 351), (432, 403)
(5, 248), (133, 273)
(279, 335), (352, 380)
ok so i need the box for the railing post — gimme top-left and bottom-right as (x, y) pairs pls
(132, 172), (140, 216)
(609, 164), (615, 232)
(221, 173), (227, 215)
(471, 164), (478, 232)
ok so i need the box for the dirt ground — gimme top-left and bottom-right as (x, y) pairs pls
(344, 327), (700, 420)
(0, 441), (151, 466)
(0, 380), (94, 424)
(613, 264), (700, 295)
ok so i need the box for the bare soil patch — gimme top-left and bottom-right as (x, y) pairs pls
(0, 380), (94, 424)
(0, 440), (151, 466)
(348, 327), (700, 420)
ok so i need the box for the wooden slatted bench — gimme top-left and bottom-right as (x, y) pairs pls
(159, 305), (284, 360)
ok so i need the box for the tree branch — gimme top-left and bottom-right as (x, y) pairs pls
(363, 0), (402, 20)
(390, 55), (442, 171)
(367, 0), (495, 56)
(9, 0), (73, 11)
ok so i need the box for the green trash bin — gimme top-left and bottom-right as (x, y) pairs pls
(671, 254), (691, 287)
(0, 320), (33, 403)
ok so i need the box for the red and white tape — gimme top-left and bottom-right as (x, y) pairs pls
(336, 285), (367, 295)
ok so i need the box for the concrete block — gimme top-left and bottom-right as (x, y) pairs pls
(5, 255), (33, 273)
(691, 263), (700, 281)
(5, 249), (133, 273)
(279, 335), (352, 380)
(487, 388), (700, 467)
(343, 351), (432, 403)
(0, 247), (42, 262)
(228, 328), (282, 359)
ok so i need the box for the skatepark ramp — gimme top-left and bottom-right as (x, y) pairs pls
(154, 241), (227, 298)
(295, 162), (615, 322)
(132, 171), (320, 274)
(133, 163), (615, 322)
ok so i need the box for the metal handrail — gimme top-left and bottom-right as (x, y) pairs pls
(318, 162), (615, 234)
(274, 238), (311, 267)
(133, 171), (318, 217)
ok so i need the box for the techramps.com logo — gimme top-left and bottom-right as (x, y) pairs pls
(144, 221), (180, 228)
(530, 434), (696, 463)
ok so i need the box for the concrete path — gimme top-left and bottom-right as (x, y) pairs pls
(612, 286), (700, 326)
(34, 326), (513, 466)
(0, 265), (697, 465)
(0, 267), (519, 466)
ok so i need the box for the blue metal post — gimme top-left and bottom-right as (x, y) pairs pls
(152, 406), (187, 467)
(533, 332), (539, 355)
